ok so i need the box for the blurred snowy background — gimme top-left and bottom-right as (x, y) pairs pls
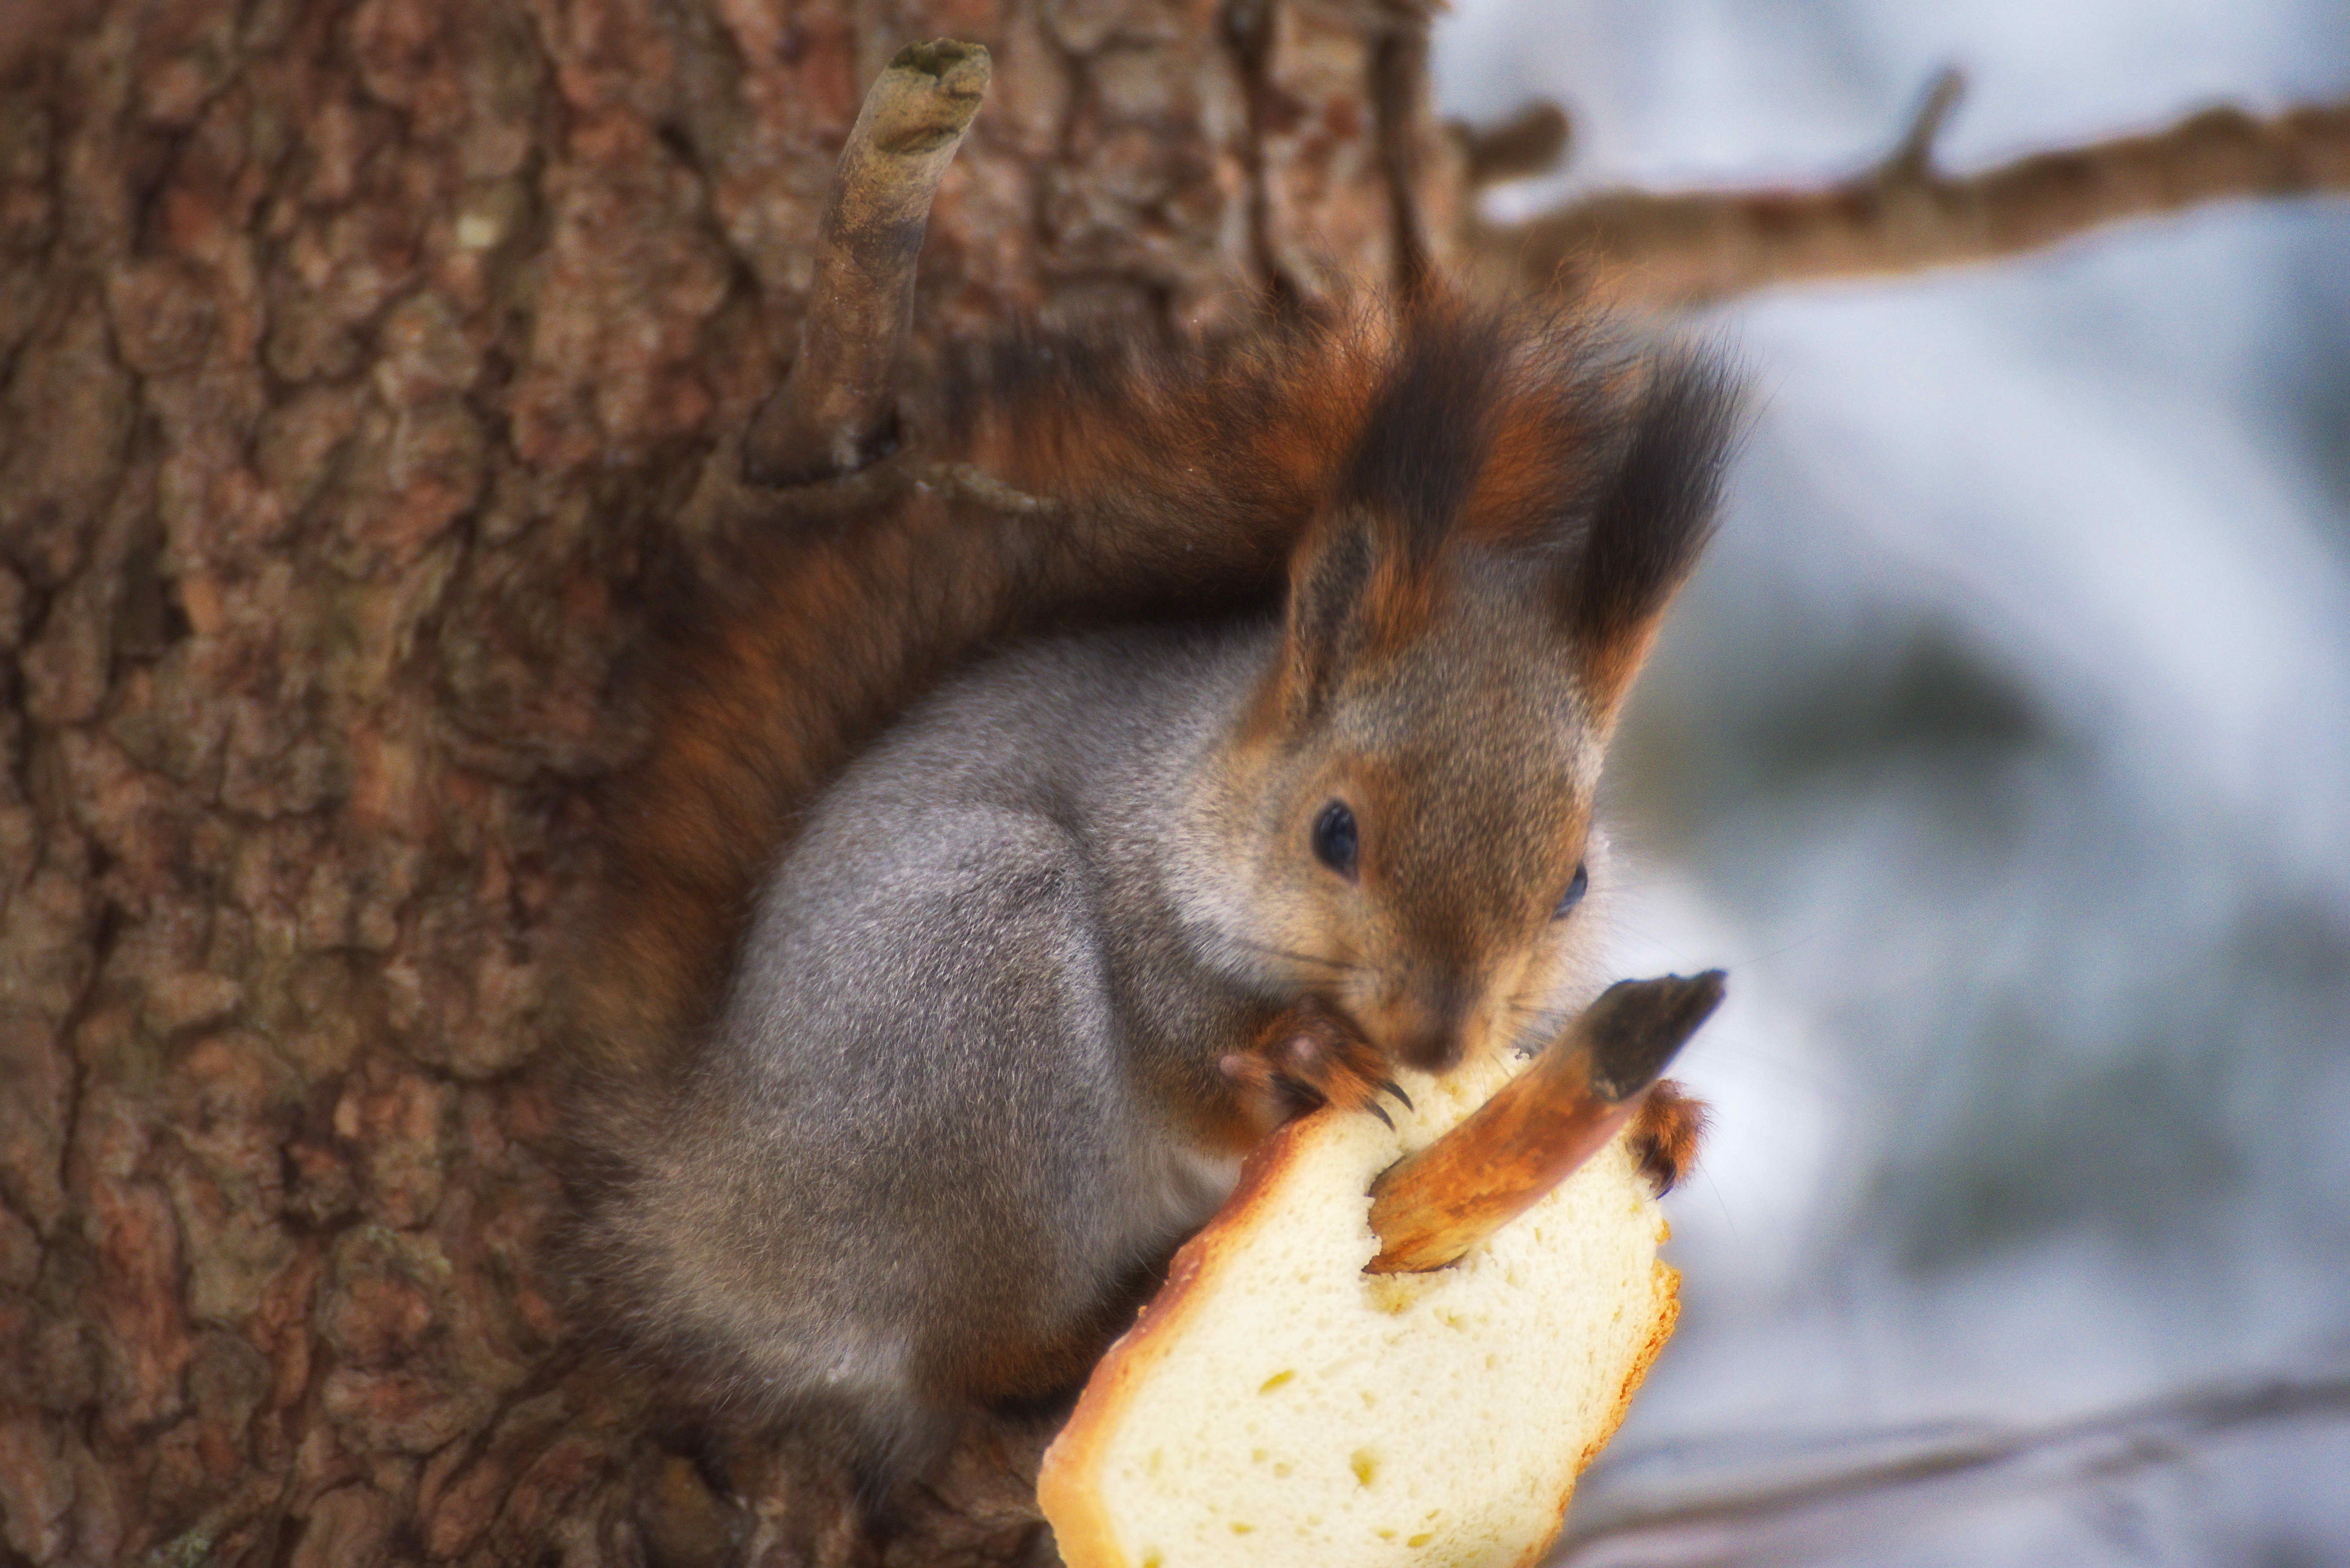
(1430, 1), (2350, 1562)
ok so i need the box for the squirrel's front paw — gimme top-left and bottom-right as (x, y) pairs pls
(1628, 1078), (1708, 1196)
(1219, 1000), (1412, 1132)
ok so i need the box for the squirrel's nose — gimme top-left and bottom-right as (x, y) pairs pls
(1392, 976), (1473, 1072)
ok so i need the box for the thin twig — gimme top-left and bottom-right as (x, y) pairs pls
(1548, 1369), (2350, 1566)
(743, 40), (991, 486)
(1482, 88), (2350, 310)
(1879, 66), (1966, 184)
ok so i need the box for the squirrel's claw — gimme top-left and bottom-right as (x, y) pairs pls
(1226, 1000), (1399, 1131)
(1377, 1077), (1414, 1113)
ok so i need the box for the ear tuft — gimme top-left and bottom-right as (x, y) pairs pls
(1338, 307), (1514, 561)
(1568, 349), (1742, 716)
(1266, 305), (1517, 722)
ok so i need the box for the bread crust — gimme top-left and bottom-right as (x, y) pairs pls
(1038, 1110), (1679, 1568)
(1511, 1257), (1680, 1568)
(1038, 1116), (1321, 1568)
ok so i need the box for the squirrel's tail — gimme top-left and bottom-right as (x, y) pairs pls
(571, 304), (1394, 1102)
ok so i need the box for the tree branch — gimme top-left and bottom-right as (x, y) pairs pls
(1454, 101), (1574, 189)
(743, 40), (990, 486)
(1548, 1369), (2350, 1566)
(1480, 89), (2350, 310)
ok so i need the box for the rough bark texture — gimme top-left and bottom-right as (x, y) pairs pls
(0, 1), (1454, 1563)
(8, 1), (2347, 1562)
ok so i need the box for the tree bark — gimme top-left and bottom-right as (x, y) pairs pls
(0, 2), (1449, 1563)
(3, 4), (2344, 1565)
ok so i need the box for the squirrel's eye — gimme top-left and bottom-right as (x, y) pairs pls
(1311, 801), (1359, 880)
(1553, 863), (1589, 919)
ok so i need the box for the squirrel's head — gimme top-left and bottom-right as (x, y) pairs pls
(1198, 304), (1739, 1074)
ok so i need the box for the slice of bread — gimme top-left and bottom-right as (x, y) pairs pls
(1038, 1049), (1677, 1568)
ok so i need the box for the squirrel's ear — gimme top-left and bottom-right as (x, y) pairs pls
(1275, 518), (1373, 723)
(1564, 351), (1740, 721)
(1269, 513), (1437, 725)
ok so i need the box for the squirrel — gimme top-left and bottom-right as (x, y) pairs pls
(560, 287), (1737, 1495)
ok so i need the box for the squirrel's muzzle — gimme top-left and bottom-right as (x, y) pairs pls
(1387, 974), (1475, 1073)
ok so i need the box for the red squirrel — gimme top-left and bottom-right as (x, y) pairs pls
(562, 289), (1734, 1489)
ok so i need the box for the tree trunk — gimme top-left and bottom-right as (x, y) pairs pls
(0, 1), (1452, 1563)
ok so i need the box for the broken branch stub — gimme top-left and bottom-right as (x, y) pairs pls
(744, 40), (991, 487)
(1365, 971), (1726, 1275)
(1455, 101), (1573, 189)
(1880, 66), (1966, 184)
